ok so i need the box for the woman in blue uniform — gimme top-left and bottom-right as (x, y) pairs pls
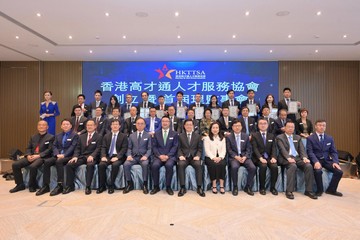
(39, 91), (60, 135)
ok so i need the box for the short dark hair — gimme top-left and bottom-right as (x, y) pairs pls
(227, 89), (234, 95)
(241, 106), (249, 112)
(247, 89), (255, 94)
(176, 91), (184, 96)
(232, 119), (241, 125)
(111, 118), (121, 125)
(136, 117), (145, 124)
(61, 118), (72, 125)
(77, 94), (85, 99)
(141, 91), (149, 96)
(257, 117), (268, 124)
(161, 116), (170, 120)
(299, 108), (309, 114)
(315, 119), (326, 125)
(283, 87), (291, 92)
(284, 120), (294, 126)
(183, 119), (193, 126)
(158, 95), (164, 99)
(112, 107), (120, 113)
(74, 105), (82, 111)
(87, 119), (96, 125)
(94, 90), (102, 95)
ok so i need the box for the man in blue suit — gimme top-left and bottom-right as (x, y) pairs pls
(226, 119), (256, 196)
(145, 107), (161, 136)
(150, 116), (179, 195)
(36, 119), (79, 196)
(307, 119), (343, 197)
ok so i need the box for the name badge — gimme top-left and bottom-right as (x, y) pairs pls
(144, 138), (148, 141)
(229, 120), (232, 123)
(79, 122), (84, 125)
(326, 143), (331, 146)
(174, 122), (177, 124)
(293, 140), (298, 142)
(154, 121), (158, 124)
(250, 124), (253, 126)
(67, 139), (72, 141)
(91, 141), (96, 144)
(268, 140), (273, 142)
(271, 122), (274, 124)
(169, 137), (174, 140)
(100, 122), (103, 124)
(240, 140), (245, 142)
(45, 141), (49, 144)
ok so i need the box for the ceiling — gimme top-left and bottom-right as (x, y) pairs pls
(1, 0), (360, 61)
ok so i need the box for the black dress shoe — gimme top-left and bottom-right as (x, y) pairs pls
(96, 186), (106, 194)
(123, 184), (134, 194)
(325, 190), (343, 197)
(29, 186), (37, 193)
(178, 188), (186, 197)
(9, 184), (25, 193)
(166, 188), (174, 196)
(150, 187), (160, 195)
(50, 184), (63, 196)
(305, 191), (318, 199)
(197, 188), (205, 197)
(286, 191), (294, 200)
(232, 187), (238, 196)
(244, 187), (254, 196)
(36, 185), (50, 196)
(85, 186), (92, 195)
(270, 188), (278, 196)
(63, 186), (75, 194)
(316, 191), (323, 197)
(259, 189), (266, 195)
(143, 185), (149, 194)
(108, 186), (114, 194)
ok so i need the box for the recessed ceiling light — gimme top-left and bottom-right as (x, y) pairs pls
(177, 35), (181, 39)
(45, 50), (49, 53)
(288, 34), (292, 38)
(314, 35), (320, 39)
(68, 35), (73, 39)
(36, 13), (41, 17)
(89, 50), (93, 54)
(315, 49), (319, 53)
(134, 50), (137, 53)
(245, 11), (250, 16)
(232, 34), (236, 39)
(343, 34), (347, 38)
(15, 36), (19, 39)
(224, 49), (228, 53)
(276, 11), (290, 17)
(178, 50), (182, 53)
(175, 12), (179, 17)
(105, 12), (110, 17)
(95, 36), (100, 39)
(123, 35), (126, 39)
(269, 50), (273, 53)
(135, 12), (148, 18)
(316, 11), (322, 16)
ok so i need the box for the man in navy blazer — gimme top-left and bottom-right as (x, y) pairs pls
(145, 107), (161, 136)
(171, 91), (188, 119)
(274, 109), (291, 136)
(120, 93), (135, 118)
(150, 116), (179, 195)
(307, 119), (343, 197)
(239, 107), (257, 137)
(36, 119), (79, 196)
(240, 89), (261, 121)
(226, 119), (256, 196)
(221, 89), (241, 117)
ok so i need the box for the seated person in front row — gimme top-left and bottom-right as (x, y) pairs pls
(178, 119), (205, 197)
(98, 119), (128, 194)
(307, 119), (343, 197)
(36, 119), (79, 196)
(145, 107), (161, 137)
(123, 118), (152, 194)
(276, 121), (317, 200)
(150, 116), (179, 196)
(251, 118), (278, 196)
(63, 119), (102, 195)
(10, 120), (54, 193)
(226, 119), (256, 196)
(217, 106), (235, 137)
(71, 105), (88, 135)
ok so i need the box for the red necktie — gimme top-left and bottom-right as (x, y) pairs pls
(87, 133), (92, 146)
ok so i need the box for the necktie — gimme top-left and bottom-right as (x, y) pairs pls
(74, 117), (80, 132)
(245, 118), (250, 135)
(231, 100), (234, 106)
(187, 133), (191, 145)
(127, 104), (130, 110)
(138, 132), (142, 145)
(108, 134), (116, 156)
(96, 117), (99, 124)
(288, 135), (298, 157)
(281, 119), (285, 127)
(144, 102), (147, 108)
(262, 133), (268, 159)
(87, 133), (92, 146)
(179, 101), (182, 107)
(236, 134), (241, 155)
(61, 132), (68, 154)
(197, 103), (199, 108)
(163, 130), (167, 145)
(250, 100), (253, 105)
(320, 134), (324, 142)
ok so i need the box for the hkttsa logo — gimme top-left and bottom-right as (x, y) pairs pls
(155, 64), (175, 79)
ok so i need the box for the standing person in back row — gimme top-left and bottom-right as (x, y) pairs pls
(40, 91), (60, 135)
(278, 87), (301, 123)
(89, 90), (107, 118)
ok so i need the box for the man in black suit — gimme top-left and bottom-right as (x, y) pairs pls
(239, 107), (257, 137)
(89, 90), (107, 118)
(276, 121), (317, 200)
(179, 109), (200, 134)
(274, 109), (291, 136)
(217, 106), (235, 137)
(278, 87), (301, 123)
(63, 119), (102, 195)
(167, 105), (182, 133)
(120, 93), (134, 118)
(177, 119), (205, 197)
(123, 118), (152, 194)
(105, 108), (124, 134)
(98, 119), (128, 194)
(226, 119), (256, 196)
(251, 118), (278, 195)
(137, 91), (155, 117)
(261, 106), (276, 134)
(10, 120), (54, 193)
(150, 116), (179, 195)
(71, 106), (88, 135)
(93, 107), (107, 136)
(124, 106), (139, 136)
(240, 89), (261, 121)
(36, 119), (79, 196)
(155, 95), (168, 113)
(221, 89), (240, 117)
(189, 93), (205, 110)
(71, 94), (90, 118)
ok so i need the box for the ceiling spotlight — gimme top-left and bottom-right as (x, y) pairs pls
(232, 34), (236, 39)
(178, 50), (182, 53)
(68, 35), (73, 39)
(343, 34), (347, 38)
(45, 50), (49, 53)
(316, 11), (322, 16)
(134, 50), (137, 53)
(175, 12), (179, 17)
(245, 11), (250, 16)
(177, 35), (181, 39)
(36, 13), (41, 17)
(89, 50), (93, 53)
(269, 50), (273, 53)
(315, 49), (319, 53)
(123, 35), (126, 39)
(276, 11), (290, 17)
(288, 34), (292, 38)
(105, 12), (110, 17)
(15, 36), (19, 39)
(224, 49), (228, 53)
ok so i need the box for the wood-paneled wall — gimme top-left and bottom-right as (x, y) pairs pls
(279, 61), (360, 156)
(0, 61), (359, 157)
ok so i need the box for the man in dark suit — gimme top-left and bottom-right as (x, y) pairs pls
(177, 119), (205, 197)
(167, 105), (182, 133)
(71, 94), (90, 118)
(89, 90), (107, 118)
(36, 119), (79, 196)
(179, 109), (200, 134)
(123, 118), (152, 194)
(251, 118), (278, 195)
(63, 119), (102, 195)
(307, 119), (343, 197)
(171, 91), (189, 114)
(150, 116), (179, 195)
(120, 93), (134, 118)
(145, 107), (161, 136)
(105, 108), (124, 134)
(155, 95), (168, 113)
(221, 89), (240, 117)
(189, 93), (205, 110)
(217, 106), (235, 137)
(277, 87), (301, 123)
(71, 106), (88, 135)
(93, 107), (108, 136)
(137, 91), (155, 117)
(240, 89), (261, 121)
(10, 120), (54, 193)
(276, 121), (317, 200)
(226, 119), (256, 196)
(274, 109), (290, 136)
(98, 119), (128, 194)
(239, 107), (257, 137)
(261, 106), (276, 134)
(123, 106), (139, 136)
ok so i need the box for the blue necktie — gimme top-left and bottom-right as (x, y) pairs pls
(108, 134), (117, 156)
(245, 118), (249, 135)
(236, 134), (241, 156)
(288, 135), (298, 157)
(262, 133), (268, 159)
(61, 132), (68, 154)
(320, 134), (324, 142)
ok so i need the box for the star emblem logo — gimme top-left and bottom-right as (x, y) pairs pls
(155, 64), (176, 79)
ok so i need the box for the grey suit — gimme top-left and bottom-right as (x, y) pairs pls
(276, 133), (314, 192)
(123, 131), (152, 183)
